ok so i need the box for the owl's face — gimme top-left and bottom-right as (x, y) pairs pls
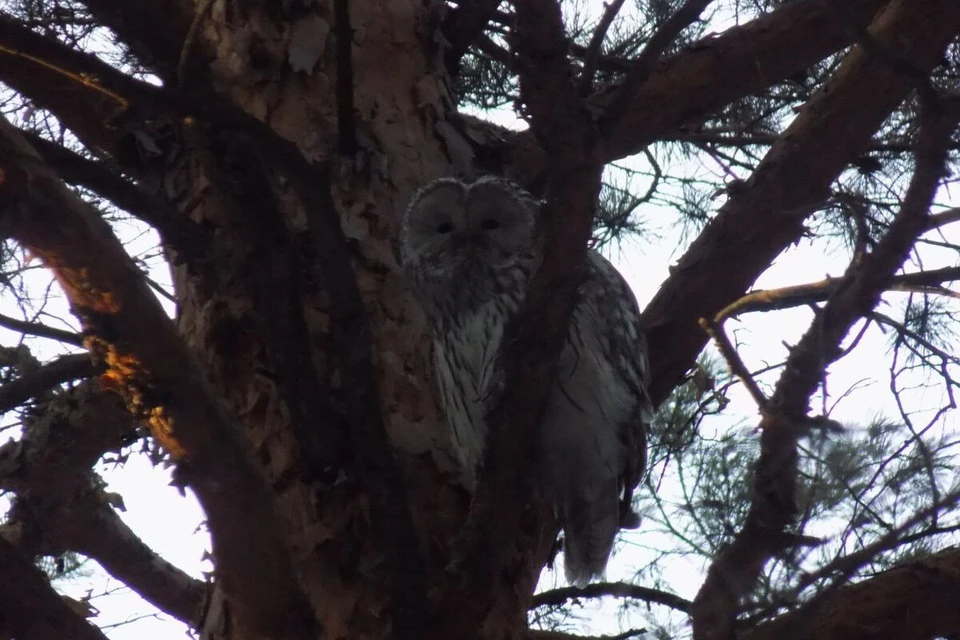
(399, 178), (536, 279)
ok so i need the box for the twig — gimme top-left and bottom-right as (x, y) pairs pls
(698, 317), (769, 410)
(579, 0), (628, 95)
(601, 0), (714, 127)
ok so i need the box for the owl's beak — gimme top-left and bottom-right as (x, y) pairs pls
(453, 231), (485, 251)
(464, 230), (486, 246)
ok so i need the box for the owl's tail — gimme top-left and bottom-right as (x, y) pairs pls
(561, 478), (620, 587)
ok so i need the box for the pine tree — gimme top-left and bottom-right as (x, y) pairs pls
(0, 1), (959, 640)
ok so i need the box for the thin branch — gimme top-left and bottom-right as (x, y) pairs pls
(927, 206), (960, 230)
(0, 311), (83, 345)
(530, 630), (647, 640)
(443, 0), (503, 73)
(579, 0), (628, 95)
(690, 98), (958, 640)
(601, 0), (713, 124)
(0, 113), (317, 640)
(715, 267), (960, 319)
(795, 483), (960, 594)
(0, 383), (132, 491)
(46, 489), (207, 626)
(0, 534), (110, 640)
(19, 130), (205, 260)
(699, 317), (768, 410)
(531, 582), (692, 613)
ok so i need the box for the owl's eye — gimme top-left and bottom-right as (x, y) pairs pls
(436, 221), (454, 234)
(480, 218), (500, 231)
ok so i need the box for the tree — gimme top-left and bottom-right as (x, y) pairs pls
(0, 0), (959, 639)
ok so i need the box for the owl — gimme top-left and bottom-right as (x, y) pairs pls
(398, 176), (653, 586)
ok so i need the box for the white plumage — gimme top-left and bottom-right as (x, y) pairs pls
(399, 176), (652, 585)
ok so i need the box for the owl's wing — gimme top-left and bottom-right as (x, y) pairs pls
(582, 250), (654, 524)
(582, 251), (654, 417)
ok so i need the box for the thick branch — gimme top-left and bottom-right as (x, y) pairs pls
(594, 0), (891, 162)
(21, 130), (205, 259)
(47, 489), (206, 626)
(438, 0), (605, 636)
(0, 115), (315, 640)
(640, 0), (960, 406)
(0, 12), (147, 154)
(75, 0), (193, 81)
(0, 383), (205, 625)
(690, 100), (958, 640)
(0, 384), (132, 490)
(531, 582), (692, 613)
(506, 0), (890, 182)
(742, 546), (960, 640)
(0, 534), (109, 640)
(443, 0), (503, 73)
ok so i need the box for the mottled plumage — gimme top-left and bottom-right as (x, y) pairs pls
(399, 176), (652, 586)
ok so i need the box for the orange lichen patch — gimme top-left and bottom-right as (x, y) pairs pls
(102, 348), (144, 380)
(87, 338), (188, 460)
(147, 406), (188, 460)
(98, 370), (127, 396)
(52, 268), (122, 313)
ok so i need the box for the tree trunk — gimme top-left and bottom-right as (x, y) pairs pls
(167, 2), (499, 638)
